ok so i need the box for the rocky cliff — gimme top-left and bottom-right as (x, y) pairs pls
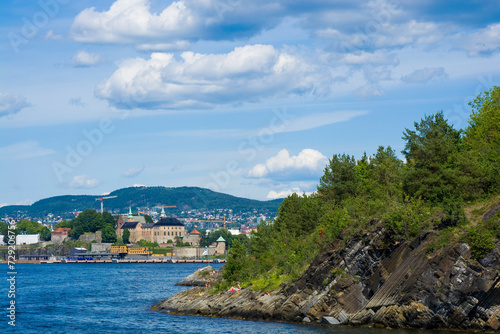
(156, 206), (500, 331)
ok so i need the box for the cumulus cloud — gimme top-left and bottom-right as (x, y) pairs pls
(401, 67), (448, 84)
(266, 188), (315, 200)
(71, 0), (201, 43)
(96, 45), (329, 109)
(68, 175), (100, 189)
(71, 0), (283, 44)
(0, 93), (30, 117)
(248, 149), (328, 180)
(71, 50), (102, 67)
(122, 165), (145, 178)
(0, 141), (55, 160)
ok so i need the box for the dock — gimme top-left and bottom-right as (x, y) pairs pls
(37, 258), (226, 264)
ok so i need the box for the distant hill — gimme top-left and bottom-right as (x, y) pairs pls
(0, 186), (283, 220)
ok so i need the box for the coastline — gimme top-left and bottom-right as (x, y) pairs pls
(156, 230), (500, 332)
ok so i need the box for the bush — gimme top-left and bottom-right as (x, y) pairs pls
(467, 227), (495, 259)
(439, 197), (467, 228)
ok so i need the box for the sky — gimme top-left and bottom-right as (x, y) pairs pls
(1, 0), (500, 207)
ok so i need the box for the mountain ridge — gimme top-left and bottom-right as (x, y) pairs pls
(0, 186), (283, 220)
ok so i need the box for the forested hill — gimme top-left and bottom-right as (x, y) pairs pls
(0, 186), (283, 220)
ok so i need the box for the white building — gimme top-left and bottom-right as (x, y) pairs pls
(16, 234), (40, 245)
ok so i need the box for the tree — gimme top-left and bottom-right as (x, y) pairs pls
(200, 229), (233, 248)
(102, 211), (116, 229)
(318, 154), (359, 204)
(402, 112), (462, 203)
(461, 85), (500, 195)
(40, 227), (51, 241)
(223, 239), (248, 283)
(122, 228), (130, 244)
(101, 225), (117, 243)
(69, 225), (84, 240)
(144, 215), (154, 224)
(369, 146), (403, 199)
(273, 193), (320, 238)
(16, 219), (41, 234)
(0, 221), (9, 244)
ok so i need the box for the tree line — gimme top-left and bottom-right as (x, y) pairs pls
(219, 85), (500, 291)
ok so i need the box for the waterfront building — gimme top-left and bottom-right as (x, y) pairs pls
(116, 214), (186, 246)
(16, 234), (40, 245)
(51, 227), (71, 243)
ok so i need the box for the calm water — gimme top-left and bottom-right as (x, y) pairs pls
(1, 263), (458, 334)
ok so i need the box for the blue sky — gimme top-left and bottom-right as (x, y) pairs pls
(1, 0), (499, 207)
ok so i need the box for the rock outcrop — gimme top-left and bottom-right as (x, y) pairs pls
(175, 266), (219, 287)
(157, 216), (500, 331)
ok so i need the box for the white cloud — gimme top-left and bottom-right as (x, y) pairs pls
(353, 84), (385, 99)
(273, 110), (370, 135)
(136, 41), (191, 51)
(96, 45), (329, 109)
(0, 93), (30, 117)
(71, 0), (203, 44)
(68, 175), (100, 189)
(401, 67), (447, 84)
(248, 149), (327, 180)
(68, 97), (88, 107)
(71, 50), (102, 67)
(266, 188), (314, 200)
(122, 165), (145, 178)
(457, 23), (500, 56)
(0, 141), (55, 160)
(45, 29), (63, 40)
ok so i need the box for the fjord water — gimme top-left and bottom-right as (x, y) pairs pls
(2, 263), (457, 334)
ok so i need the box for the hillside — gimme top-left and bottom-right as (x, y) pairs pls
(0, 186), (282, 220)
(157, 197), (500, 331)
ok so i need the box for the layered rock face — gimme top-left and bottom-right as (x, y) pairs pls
(157, 225), (500, 331)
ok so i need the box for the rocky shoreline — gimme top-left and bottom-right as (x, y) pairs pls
(156, 219), (500, 332)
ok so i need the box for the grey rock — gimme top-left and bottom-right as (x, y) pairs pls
(322, 316), (340, 325)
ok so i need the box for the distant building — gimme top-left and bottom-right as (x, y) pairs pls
(16, 234), (40, 245)
(51, 228), (71, 244)
(184, 228), (201, 246)
(70, 247), (87, 257)
(116, 210), (186, 246)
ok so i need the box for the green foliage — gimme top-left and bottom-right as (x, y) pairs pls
(223, 239), (248, 283)
(467, 227), (495, 259)
(382, 196), (433, 241)
(318, 154), (359, 205)
(274, 193), (321, 238)
(39, 227), (51, 241)
(402, 111), (463, 203)
(199, 228), (242, 249)
(101, 225), (117, 243)
(462, 85), (500, 195)
(11, 220), (51, 241)
(102, 211), (116, 228)
(144, 214), (154, 224)
(152, 247), (171, 255)
(318, 206), (350, 241)
(440, 197), (467, 228)
(137, 239), (159, 248)
(112, 240), (126, 246)
(0, 221), (10, 244)
(122, 228), (130, 244)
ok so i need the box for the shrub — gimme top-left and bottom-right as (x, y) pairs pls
(467, 227), (495, 259)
